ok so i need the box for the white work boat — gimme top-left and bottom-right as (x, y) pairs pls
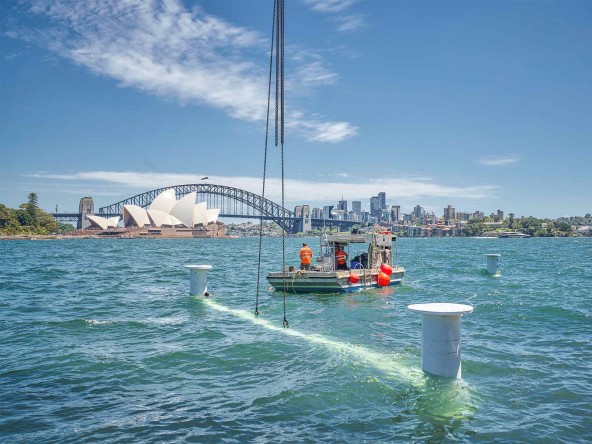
(267, 231), (405, 293)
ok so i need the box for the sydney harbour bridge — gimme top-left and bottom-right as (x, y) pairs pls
(52, 184), (359, 234)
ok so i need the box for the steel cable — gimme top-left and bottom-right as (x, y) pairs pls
(255, 0), (277, 317)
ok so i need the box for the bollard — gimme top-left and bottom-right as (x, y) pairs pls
(408, 303), (474, 378)
(484, 253), (500, 275)
(185, 265), (212, 296)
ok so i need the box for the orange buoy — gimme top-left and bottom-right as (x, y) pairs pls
(377, 271), (391, 287)
(380, 263), (393, 275)
(349, 273), (359, 284)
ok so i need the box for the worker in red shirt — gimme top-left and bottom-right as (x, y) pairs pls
(299, 243), (313, 270)
(335, 246), (348, 270)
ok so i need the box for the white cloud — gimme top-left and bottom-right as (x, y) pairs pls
(293, 61), (338, 88)
(478, 155), (519, 166)
(289, 114), (358, 142)
(10, 0), (356, 142)
(303, 0), (365, 32)
(31, 170), (497, 204)
(335, 15), (366, 32)
(303, 0), (359, 14)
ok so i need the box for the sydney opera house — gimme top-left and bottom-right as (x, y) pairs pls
(86, 190), (225, 237)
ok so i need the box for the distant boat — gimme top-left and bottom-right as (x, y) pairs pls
(498, 232), (531, 238)
(267, 231), (405, 293)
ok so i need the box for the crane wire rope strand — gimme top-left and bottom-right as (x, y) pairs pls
(255, 0), (277, 317)
(276, 0), (288, 328)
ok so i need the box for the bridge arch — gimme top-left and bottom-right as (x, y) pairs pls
(98, 183), (296, 233)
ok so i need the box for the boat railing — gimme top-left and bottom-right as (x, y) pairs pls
(351, 262), (372, 287)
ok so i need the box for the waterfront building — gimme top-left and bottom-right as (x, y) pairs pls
(86, 215), (120, 230)
(484, 221), (503, 230)
(471, 211), (484, 220)
(444, 205), (455, 223)
(352, 201), (362, 216)
(121, 189), (223, 237)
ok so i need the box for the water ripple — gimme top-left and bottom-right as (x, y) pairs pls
(1, 237), (591, 442)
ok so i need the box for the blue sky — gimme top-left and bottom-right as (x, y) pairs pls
(1, 0), (590, 218)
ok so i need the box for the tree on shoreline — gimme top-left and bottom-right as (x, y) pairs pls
(462, 219), (486, 237)
(26, 192), (39, 226)
(0, 193), (64, 235)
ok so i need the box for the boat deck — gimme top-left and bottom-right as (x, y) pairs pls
(267, 267), (405, 294)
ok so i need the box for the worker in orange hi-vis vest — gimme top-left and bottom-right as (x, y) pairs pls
(335, 246), (348, 270)
(299, 243), (313, 270)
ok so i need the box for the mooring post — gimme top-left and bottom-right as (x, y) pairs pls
(484, 253), (500, 275)
(185, 265), (212, 296)
(408, 303), (474, 379)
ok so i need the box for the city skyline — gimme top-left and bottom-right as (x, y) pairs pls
(1, 1), (591, 218)
(303, 192), (512, 224)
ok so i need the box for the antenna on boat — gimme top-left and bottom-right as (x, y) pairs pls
(255, 0), (288, 328)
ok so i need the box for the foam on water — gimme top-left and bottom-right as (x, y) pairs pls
(201, 296), (476, 419)
(203, 297), (423, 383)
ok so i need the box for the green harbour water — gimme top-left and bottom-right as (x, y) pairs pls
(1, 237), (591, 442)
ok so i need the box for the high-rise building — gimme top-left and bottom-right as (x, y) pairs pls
(497, 210), (504, 221)
(444, 205), (455, 223)
(370, 196), (382, 221)
(413, 205), (423, 220)
(391, 205), (401, 222)
(378, 192), (386, 210)
(338, 200), (348, 212)
(352, 201), (362, 215)
(323, 205), (334, 219)
(312, 207), (322, 219)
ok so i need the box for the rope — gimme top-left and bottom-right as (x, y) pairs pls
(277, 0), (288, 329)
(257, 0), (288, 328)
(291, 269), (305, 293)
(255, 0), (277, 317)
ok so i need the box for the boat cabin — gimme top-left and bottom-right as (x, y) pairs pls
(313, 232), (397, 272)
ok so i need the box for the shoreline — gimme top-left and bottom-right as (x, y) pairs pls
(0, 234), (240, 240)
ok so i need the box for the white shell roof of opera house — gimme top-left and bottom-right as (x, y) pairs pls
(122, 190), (220, 228)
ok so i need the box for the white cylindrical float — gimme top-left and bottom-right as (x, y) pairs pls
(185, 265), (212, 296)
(484, 253), (500, 275)
(408, 303), (474, 379)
